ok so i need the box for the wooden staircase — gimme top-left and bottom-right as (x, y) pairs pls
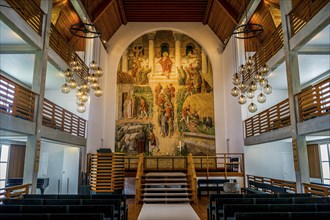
(142, 172), (191, 203)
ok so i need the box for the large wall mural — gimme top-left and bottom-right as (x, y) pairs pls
(115, 31), (216, 156)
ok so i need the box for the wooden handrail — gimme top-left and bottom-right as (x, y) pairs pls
(187, 153), (197, 203)
(1, 183), (31, 200)
(303, 182), (330, 197)
(135, 153), (144, 204)
(297, 77), (330, 122)
(244, 99), (290, 138)
(289, 0), (329, 38)
(5, 0), (44, 35)
(247, 174), (296, 193)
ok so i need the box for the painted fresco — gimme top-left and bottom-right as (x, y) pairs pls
(115, 31), (215, 156)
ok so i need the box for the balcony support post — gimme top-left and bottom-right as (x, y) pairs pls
(280, 0), (310, 193)
(23, 0), (52, 194)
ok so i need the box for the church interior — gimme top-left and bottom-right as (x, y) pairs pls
(0, 0), (329, 219)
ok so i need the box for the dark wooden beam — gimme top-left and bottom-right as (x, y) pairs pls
(203, 0), (214, 24)
(217, 0), (238, 24)
(91, 0), (115, 24)
(117, 0), (127, 25)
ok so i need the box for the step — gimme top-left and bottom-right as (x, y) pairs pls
(143, 193), (190, 197)
(144, 178), (187, 182)
(143, 182), (188, 186)
(143, 188), (189, 192)
(145, 172), (186, 177)
(143, 198), (190, 203)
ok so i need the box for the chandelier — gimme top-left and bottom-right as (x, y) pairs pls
(61, 59), (104, 113)
(230, 57), (271, 113)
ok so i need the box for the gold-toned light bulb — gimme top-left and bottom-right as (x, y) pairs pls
(248, 102), (258, 113)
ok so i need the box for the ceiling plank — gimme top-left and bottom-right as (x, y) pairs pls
(203, 0), (214, 24)
(117, 0), (127, 24)
(92, 0), (115, 24)
(217, 0), (238, 24)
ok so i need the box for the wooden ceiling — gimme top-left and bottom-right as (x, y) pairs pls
(51, 0), (284, 52)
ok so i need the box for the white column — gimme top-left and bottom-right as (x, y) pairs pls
(202, 48), (207, 74)
(122, 49), (128, 73)
(173, 32), (182, 76)
(148, 32), (156, 75)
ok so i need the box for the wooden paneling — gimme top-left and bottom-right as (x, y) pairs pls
(307, 144), (321, 178)
(7, 145), (26, 178)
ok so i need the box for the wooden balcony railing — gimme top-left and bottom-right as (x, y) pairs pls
(5, 0), (44, 36)
(244, 99), (290, 138)
(297, 77), (330, 122)
(43, 99), (87, 137)
(135, 153), (144, 204)
(0, 75), (35, 121)
(243, 25), (284, 83)
(303, 182), (330, 197)
(187, 153), (197, 203)
(247, 174), (297, 193)
(289, 0), (329, 37)
(0, 75), (87, 138)
(0, 183), (31, 201)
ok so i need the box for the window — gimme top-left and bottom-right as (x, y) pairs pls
(320, 143), (330, 184)
(0, 144), (9, 190)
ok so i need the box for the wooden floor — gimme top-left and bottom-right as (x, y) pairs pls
(127, 197), (208, 220)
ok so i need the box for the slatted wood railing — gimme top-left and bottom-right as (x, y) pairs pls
(289, 0), (329, 37)
(144, 156), (187, 171)
(247, 174), (297, 193)
(0, 75), (35, 121)
(5, 0), (44, 36)
(43, 99), (87, 137)
(297, 77), (330, 122)
(89, 152), (125, 193)
(187, 153), (197, 203)
(243, 24), (284, 83)
(303, 182), (330, 197)
(244, 99), (290, 138)
(0, 184), (31, 201)
(135, 153), (144, 204)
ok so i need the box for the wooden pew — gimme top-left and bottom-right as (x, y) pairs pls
(241, 180), (287, 194)
(197, 179), (231, 198)
(0, 213), (104, 220)
(234, 211), (330, 220)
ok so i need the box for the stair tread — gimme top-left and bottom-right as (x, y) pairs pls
(143, 198), (190, 202)
(143, 188), (189, 191)
(144, 178), (187, 182)
(143, 193), (190, 196)
(145, 172), (186, 177)
(143, 182), (188, 186)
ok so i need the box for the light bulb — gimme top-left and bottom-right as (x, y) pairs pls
(76, 98), (83, 105)
(77, 104), (86, 113)
(68, 79), (77, 89)
(231, 87), (240, 97)
(247, 89), (255, 99)
(63, 68), (72, 77)
(260, 78), (268, 87)
(91, 81), (99, 90)
(248, 102), (258, 113)
(69, 60), (77, 67)
(232, 73), (240, 86)
(257, 93), (266, 103)
(81, 83), (89, 91)
(94, 88), (103, 97)
(61, 83), (70, 94)
(264, 84), (272, 95)
(261, 64), (269, 74)
(80, 93), (89, 102)
(246, 56), (253, 65)
(239, 82), (247, 92)
(72, 64), (82, 72)
(95, 67), (103, 77)
(249, 81), (258, 91)
(89, 60), (98, 70)
(87, 74), (97, 82)
(76, 89), (83, 97)
(239, 65), (245, 74)
(238, 95), (247, 105)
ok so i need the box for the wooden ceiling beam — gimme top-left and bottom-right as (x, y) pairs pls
(203, 0), (214, 24)
(217, 0), (238, 24)
(117, 0), (127, 24)
(92, 0), (115, 24)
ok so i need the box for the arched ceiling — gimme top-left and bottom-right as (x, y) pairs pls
(50, 0), (283, 52)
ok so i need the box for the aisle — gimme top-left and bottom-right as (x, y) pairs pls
(137, 203), (200, 220)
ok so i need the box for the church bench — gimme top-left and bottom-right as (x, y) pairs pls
(222, 204), (330, 220)
(241, 180), (287, 194)
(207, 193), (313, 220)
(234, 211), (330, 220)
(0, 213), (105, 220)
(197, 179), (231, 198)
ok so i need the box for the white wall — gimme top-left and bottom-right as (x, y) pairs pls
(244, 141), (296, 181)
(86, 22), (246, 154)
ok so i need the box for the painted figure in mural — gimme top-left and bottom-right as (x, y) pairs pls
(158, 103), (165, 126)
(180, 104), (191, 124)
(177, 65), (187, 85)
(139, 97), (148, 119)
(158, 52), (173, 79)
(169, 84), (175, 98)
(191, 110), (200, 127)
(184, 81), (194, 99)
(148, 130), (159, 152)
(161, 114), (168, 137)
(124, 96), (132, 119)
(157, 89), (166, 106)
(206, 116), (213, 129)
(131, 94), (137, 118)
(164, 85), (171, 102)
(154, 83), (162, 105)
(168, 117), (174, 137)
